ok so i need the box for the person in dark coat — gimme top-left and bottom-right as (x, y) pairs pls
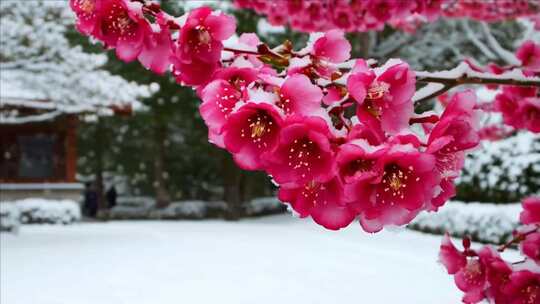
(83, 182), (98, 217)
(106, 185), (117, 210)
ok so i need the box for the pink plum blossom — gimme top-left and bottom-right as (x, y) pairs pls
(70, 0), (101, 35)
(336, 140), (386, 185)
(519, 97), (540, 133)
(222, 102), (283, 170)
(347, 59), (416, 135)
(494, 86), (539, 133)
(520, 232), (540, 265)
(278, 178), (356, 230)
(172, 7), (236, 85)
(439, 236), (488, 303)
(516, 40), (540, 73)
(96, 0), (149, 62)
(347, 144), (439, 232)
(137, 19), (174, 74)
(199, 67), (258, 134)
(176, 7), (236, 64)
(427, 91), (479, 209)
(506, 270), (540, 304)
(276, 74), (323, 116)
(263, 116), (336, 187)
(439, 234), (467, 275)
(521, 196), (540, 225)
(312, 30), (351, 63)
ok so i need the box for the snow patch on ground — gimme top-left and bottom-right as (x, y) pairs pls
(1, 215), (470, 304)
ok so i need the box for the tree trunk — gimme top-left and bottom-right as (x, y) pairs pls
(95, 117), (107, 219)
(153, 120), (171, 208)
(222, 153), (244, 220)
(357, 32), (371, 58)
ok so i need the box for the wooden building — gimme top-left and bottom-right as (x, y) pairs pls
(0, 115), (82, 201)
(0, 80), (83, 201)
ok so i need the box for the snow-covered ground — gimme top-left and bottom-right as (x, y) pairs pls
(1, 215), (485, 304)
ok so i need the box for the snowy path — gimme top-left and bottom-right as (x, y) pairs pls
(1, 215), (461, 304)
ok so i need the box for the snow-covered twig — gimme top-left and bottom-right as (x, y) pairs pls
(413, 62), (540, 102)
(480, 22), (520, 65)
(460, 20), (497, 60)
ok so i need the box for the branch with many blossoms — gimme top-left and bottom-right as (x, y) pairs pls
(69, 1), (539, 301)
(234, 0), (540, 33)
(440, 197), (540, 303)
(70, 0), (539, 229)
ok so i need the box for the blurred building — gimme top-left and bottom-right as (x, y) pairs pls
(0, 77), (83, 201)
(0, 71), (136, 202)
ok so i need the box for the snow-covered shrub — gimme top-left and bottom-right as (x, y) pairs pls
(456, 132), (540, 202)
(0, 203), (20, 232)
(244, 197), (286, 216)
(408, 201), (520, 244)
(14, 199), (81, 224)
(109, 196), (155, 219)
(109, 196), (284, 219)
(150, 201), (208, 219)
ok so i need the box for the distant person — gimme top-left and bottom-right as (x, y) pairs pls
(106, 186), (117, 210)
(83, 181), (98, 218)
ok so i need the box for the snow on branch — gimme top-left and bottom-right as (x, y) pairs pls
(413, 62), (540, 102)
(0, 110), (63, 124)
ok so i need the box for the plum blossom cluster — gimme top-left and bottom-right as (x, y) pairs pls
(234, 0), (540, 33)
(440, 196), (540, 304)
(200, 34), (483, 232)
(69, 0), (540, 232)
(494, 41), (540, 134)
(466, 40), (540, 134)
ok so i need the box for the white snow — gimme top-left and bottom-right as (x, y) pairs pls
(1, 215), (466, 304)
(257, 19), (286, 36)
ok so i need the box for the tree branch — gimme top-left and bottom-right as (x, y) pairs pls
(413, 62), (540, 103)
